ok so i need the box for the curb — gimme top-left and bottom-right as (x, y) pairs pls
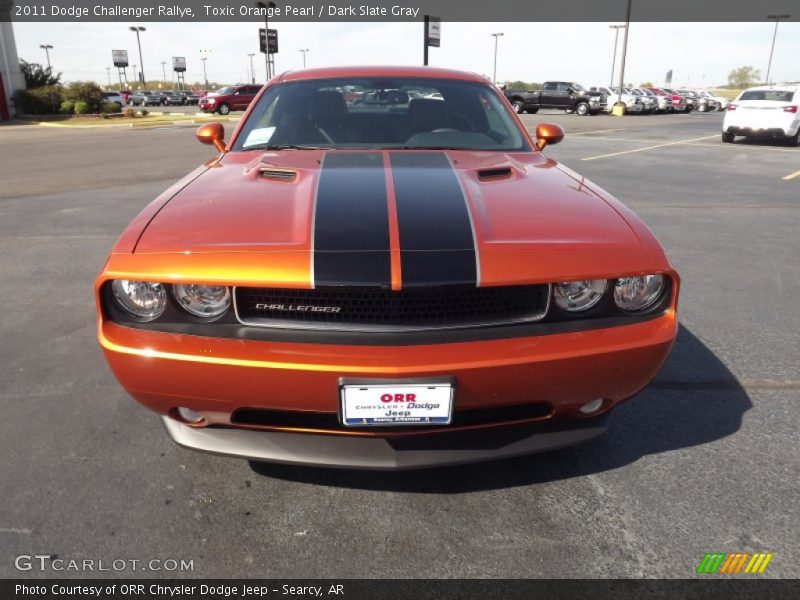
(36, 116), (241, 129)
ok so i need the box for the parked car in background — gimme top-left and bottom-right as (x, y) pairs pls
(722, 85), (800, 146)
(627, 88), (656, 113)
(647, 88), (686, 113)
(674, 90), (698, 112)
(698, 91), (728, 111)
(129, 91), (148, 106)
(103, 92), (125, 109)
(693, 91), (718, 113)
(635, 88), (668, 113)
(590, 86), (643, 114)
(505, 81), (607, 115)
(166, 90), (199, 106)
(199, 84), (262, 115)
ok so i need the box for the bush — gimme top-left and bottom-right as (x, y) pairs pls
(59, 100), (75, 114)
(141, 109), (149, 117)
(73, 101), (90, 115)
(13, 85), (64, 114)
(64, 81), (105, 112)
(123, 107), (136, 118)
(100, 102), (120, 114)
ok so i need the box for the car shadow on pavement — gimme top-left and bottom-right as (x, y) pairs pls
(249, 324), (751, 493)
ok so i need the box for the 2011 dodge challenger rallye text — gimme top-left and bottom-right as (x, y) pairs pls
(95, 66), (679, 469)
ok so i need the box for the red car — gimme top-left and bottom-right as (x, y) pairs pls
(647, 87), (686, 113)
(96, 66), (679, 469)
(198, 84), (262, 115)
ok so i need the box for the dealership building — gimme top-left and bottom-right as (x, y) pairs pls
(0, 1), (24, 119)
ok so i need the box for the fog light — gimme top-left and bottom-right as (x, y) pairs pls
(177, 407), (204, 423)
(579, 399), (605, 415)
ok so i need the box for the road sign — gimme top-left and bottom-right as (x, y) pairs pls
(172, 57), (186, 72)
(427, 17), (441, 47)
(112, 50), (129, 68)
(259, 28), (279, 54)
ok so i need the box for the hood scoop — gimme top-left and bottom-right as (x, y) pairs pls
(259, 167), (297, 182)
(477, 167), (513, 181)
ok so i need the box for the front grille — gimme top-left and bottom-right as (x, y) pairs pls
(234, 284), (550, 331)
(231, 402), (552, 432)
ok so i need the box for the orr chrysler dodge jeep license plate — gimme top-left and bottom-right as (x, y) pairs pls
(341, 383), (454, 427)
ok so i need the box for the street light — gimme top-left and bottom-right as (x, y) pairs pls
(129, 26), (146, 88)
(490, 33), (503, 85)
(39, 44), (53, 69)
(608, 25), (625, 87)
(615, 0), (632, 110)
(299, 48), (309, 69)
(256, 1), (277, 80)
(200, 57), (208, 89)
(106, 67), (112, 88)
(161, 61), (167, 85)
(765, 14), (790, 85)
(247, 53), (256, 84)
(132, 64), (138, 88)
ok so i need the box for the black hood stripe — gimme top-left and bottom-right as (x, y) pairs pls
(312, 152), (391, 288)
(389, 152), (478, 287)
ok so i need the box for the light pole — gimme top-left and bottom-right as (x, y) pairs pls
(615, 0), (632, 109)
(299, 48), (309, 69)
(247, 53), (255, 84)
(106, 67), (112, 88)
(132, 64), (138, 88)
(490, 33), (503, 85)
(609, 25), (625, 87)
(39, 44), (53, 69)
(160, 61), (167, 86)
(201, 57), (208, 89)
(765, 14), (790, 85)
(129, 26), (146, 88)
(256, 1), (277, 80)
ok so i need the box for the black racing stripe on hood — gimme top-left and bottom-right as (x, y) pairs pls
(313, 152), (391, 288)
(389, 152), (477, 287)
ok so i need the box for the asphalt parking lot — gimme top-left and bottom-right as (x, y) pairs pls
(0, 111), (797, 579)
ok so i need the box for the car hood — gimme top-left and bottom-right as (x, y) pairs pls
(133, 150), (655, 286)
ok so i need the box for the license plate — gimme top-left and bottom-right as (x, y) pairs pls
(340, 383), (453, 427)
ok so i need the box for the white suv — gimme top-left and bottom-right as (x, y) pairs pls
(722, 86), (800, 146)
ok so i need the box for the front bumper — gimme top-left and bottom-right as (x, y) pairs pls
(162, 412), (612, 469)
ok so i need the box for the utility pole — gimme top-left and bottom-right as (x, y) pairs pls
(299, 48), (309, 69)
(609, 25), (625, 87)
(39, 44), (53, 69)
(247, 53), (255, 83)
(765, 14), (790, 85)
(129, 26), (146, 88)
(616, 0), (632, 108)
(490, 32), (503, 85)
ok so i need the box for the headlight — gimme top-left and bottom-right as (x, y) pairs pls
(553, 280), (608, 312)
(173, 283), (230, 318)
(613, 275), (665, 312)
(111, 280), (167, 320)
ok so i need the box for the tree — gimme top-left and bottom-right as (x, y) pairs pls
(19, 59), (62, 88)
(728, 66), (761, 88)
(64, 81), (105, 111)
(640, 81), (654, 88)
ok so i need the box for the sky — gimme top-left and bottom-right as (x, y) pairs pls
(11, 21), (800, 89)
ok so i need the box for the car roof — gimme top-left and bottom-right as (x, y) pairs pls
(279, 65), (486, 84)
(741, 85), (800, 93)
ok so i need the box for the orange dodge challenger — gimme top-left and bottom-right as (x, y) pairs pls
(95, 66), (679, 469)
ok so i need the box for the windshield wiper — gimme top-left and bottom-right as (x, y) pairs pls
(245, 144), (333, 151)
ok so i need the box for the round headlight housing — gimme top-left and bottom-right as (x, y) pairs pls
(553, 279), (608, 312)
(111, 280), (167, 320)
(172, 283), (230, 318)
(614, 275), (665, 312)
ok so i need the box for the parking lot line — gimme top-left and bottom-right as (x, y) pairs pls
(686, 142), (800, 155)
(783, 169), (800, 181)
(570, 128), (625, 136)
(581, 134), (719, 161)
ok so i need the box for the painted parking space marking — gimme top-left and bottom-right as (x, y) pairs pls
(783, 169), (800, 181)
(581, 134), (719, 161)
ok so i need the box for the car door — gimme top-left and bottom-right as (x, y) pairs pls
(541, 82), (561, 106)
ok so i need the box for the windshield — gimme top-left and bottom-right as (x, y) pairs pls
(739, 90), (795, 102)
(572, 83), (585, 92)
(216, 87), (235, 95)
(232, 77), (527, 152)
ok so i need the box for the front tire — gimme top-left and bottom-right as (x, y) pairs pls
(218, 103), (230, 115)
(511, 100), (525, 114)
(722, 131), (735, 143)
(527, 107), (539, 114)
(575, 102), (589, 116)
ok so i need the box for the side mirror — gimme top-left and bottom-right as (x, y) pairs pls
(534, 123), (565, 151)
(196, 122), (226, 152)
